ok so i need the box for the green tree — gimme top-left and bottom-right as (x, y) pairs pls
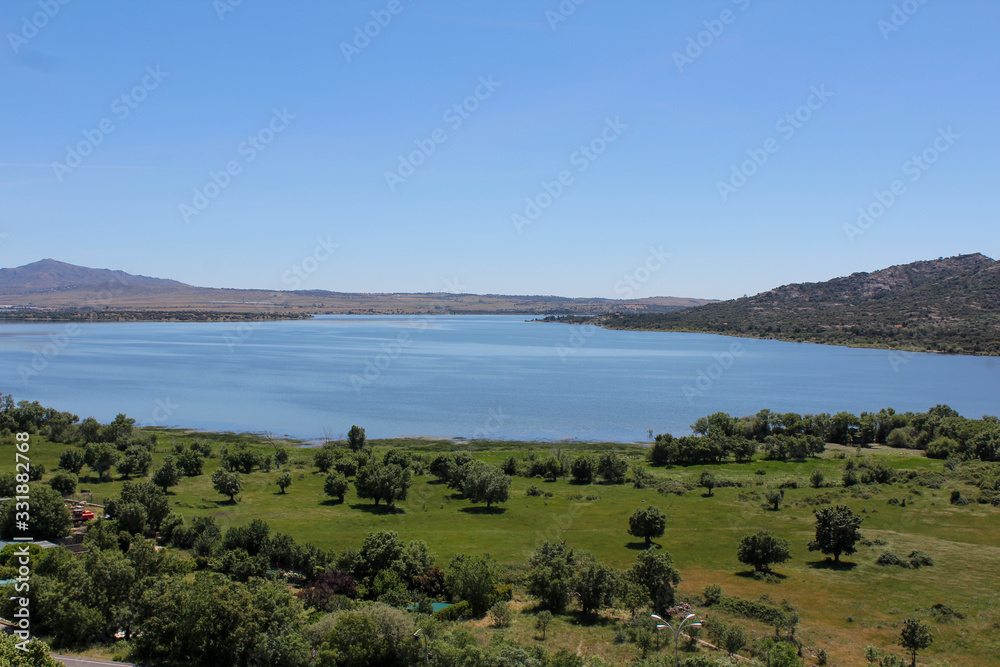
(527, 541), (575, 613)
(84, 442), (118, 482)
(314, 448), (335, 473)
(323, 471), (349, 502)
(445, 553), (497, 616)
(628, 506), (666, 546)
(79, 416), (101, 443)
(58, 448), (86, 475)
(461, 462), (511, 508)
(117, 501), (148, 536)
(597, 452), (628, 484)
(808, 505), (863, 563)
(809, 468), (825, 488)
(0, 484), (72, 541)
(570, 455), (595, 483)
(900, 618), (933, 667)
(766, 489), (783, 511)
(276, 472), (292, 494)
(347, 424), (367, 451)
(175, 447), (205, 476)
(737, 530), (791, 573)
(211, 468), (243, 502)
(627, 548), (681, 615)
(535, 609), (553, 640)
(151, 456), (181, 493)
(116, 444), (152, 480)
(48, 471), (78, 497)
(356, 463), (410, 507)
(699, 470), (717, 497)
(0, 633), (62, 666)
(574, 558), (619, 616)
(721, 623), (748, 657)
(110, 481), (170, 532)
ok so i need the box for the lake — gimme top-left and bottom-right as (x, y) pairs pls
(2, 315), (998, 442)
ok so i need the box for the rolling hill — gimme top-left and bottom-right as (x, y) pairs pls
(0, 259), (713, 318)
(574, 253), (1000, 355)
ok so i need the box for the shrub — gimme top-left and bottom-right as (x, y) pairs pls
(526, 485), (542, 497)
(488, 601), (512, 628)
(809, 469), (824, 488)
(703, 584), (723, 606)
(907, 551), (934, 568)
(876, 551), (907, 567)
(433, 600), (470, 621)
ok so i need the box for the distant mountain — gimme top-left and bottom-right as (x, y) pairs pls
(0, 258), (187, 293)
(584, 253), (1000, 355)
(0, 260), (713, 317)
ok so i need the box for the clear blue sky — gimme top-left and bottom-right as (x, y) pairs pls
(3, 0), (998, 299)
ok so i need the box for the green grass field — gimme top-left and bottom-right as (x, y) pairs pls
(6, 429), (1000, 666)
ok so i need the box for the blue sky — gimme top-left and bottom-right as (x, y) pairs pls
(3, 0), (998, 300)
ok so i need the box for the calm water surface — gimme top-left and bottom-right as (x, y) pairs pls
(2, 315), (997, 442)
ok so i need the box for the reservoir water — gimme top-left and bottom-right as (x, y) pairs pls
(2, 315), (998, 442)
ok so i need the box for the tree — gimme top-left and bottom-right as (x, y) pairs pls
(627, 548), (681, 615)
(535, 610), (553, 640)
(721, 623), (748, 657)
(212, 468), (243, 502)
(527, 541), (575, 613)
(765, 489), (782, 511)
(58, 448), (86, 475)
(0, 634), (62, 667)
(808, 505), (863, 563)
(460, 463), (511, 508)
(597, 452), (628, 484)
(900, 618), (933, 667)
(809, 468), (824, 488)
(570, 455), (595, 483)
(314, 448), (335, 473)
(175, 448), (204, 476)
(737, 530), (791, 573)
(699, 470), (717, 497)
(574, 558), (618, 616)
(49, 471), (78, 497)
(445, 553), (497, 616)
(116, 445), (152, 480)
(324, 472), (349, 502)
(277, 472), (292, 494)
(151, 457), (181, 493)
(110, 481), (170, 532)
(0, 485), (72, 541)
(355, 463), (410, 507)
(85, 442), (118, 481)
(347, 424), (367, 451)
(117, 501), (148, 536)
(628, 506), (666, 546)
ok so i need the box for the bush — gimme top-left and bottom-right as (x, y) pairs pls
(433, 600), (470, 621)
(526, 485), (542, 497)
(809, 469), (824, 488)
(886, 427), (914, 449)
(488, 601), (512, 628)
(908, 551), (934, 568)
(703, 584), (723, 606)
(876, 551), (907, 567)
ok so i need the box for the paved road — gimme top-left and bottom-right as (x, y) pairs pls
(52, 655), (140, 667)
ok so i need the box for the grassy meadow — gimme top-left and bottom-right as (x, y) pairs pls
(6, 429), (1000, 666)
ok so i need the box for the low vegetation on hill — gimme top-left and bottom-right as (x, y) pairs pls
(0, 395), (998, 666)
(548, 254), (1000, 355)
